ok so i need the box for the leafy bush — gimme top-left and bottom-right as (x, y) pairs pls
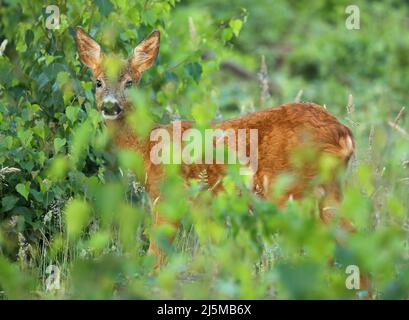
(0, 0), (408, 299)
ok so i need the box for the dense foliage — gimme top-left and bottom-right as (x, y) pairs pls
(0, 0), (408, 299)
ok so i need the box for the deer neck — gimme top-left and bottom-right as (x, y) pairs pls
(106, 118), (150, 158)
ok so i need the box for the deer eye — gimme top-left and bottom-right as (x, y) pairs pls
(125, 79), (133, 88)
(96, 79), (102, 88)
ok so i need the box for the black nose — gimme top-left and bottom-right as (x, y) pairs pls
(102, 101), (122, 116)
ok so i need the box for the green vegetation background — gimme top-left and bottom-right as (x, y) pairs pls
(0, 0), (408, 299)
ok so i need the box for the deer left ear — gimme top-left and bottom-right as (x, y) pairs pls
(129, 30), (160, 75)
(75, 27), (102, 74)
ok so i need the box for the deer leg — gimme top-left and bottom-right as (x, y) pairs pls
(147, 198), (180, 269)
(318, 181), (355, 233)
(319, 181), (373, 298)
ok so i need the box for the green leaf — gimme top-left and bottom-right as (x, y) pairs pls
(47, 156), (69, 181)
(37, 73), (50, 89)
(25, 30), (34, 46)
(66, 106), (80, 123)
(118, 149), (145, 180)
(17, 130), (33, 147)
(184, 62), (202, 83)
(33, 124), (45, 140)
(35, 151), (46, 166)
(16, 182), (31, 201)
(30, 189), (44, 203)
(88, 231), (110, 253)
(64, 199), (91, 240)
(54, 137), (66, 154)
(70, 120), (92, 166)
(277, 262), (321, 299)
(164, 71), (178, 83)
(95, 0), (113, 17)
(56, 71), (70, 87)
(0, 59), (12, 85)
(43, 63), (67, 81)
(20, 161), (34, 172)
(1, 195), (18, 211)
(142, 10), (158, 26)
(229, 19), (243, 37)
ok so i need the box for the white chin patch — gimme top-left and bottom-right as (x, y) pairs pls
(101, 110), (122, 120)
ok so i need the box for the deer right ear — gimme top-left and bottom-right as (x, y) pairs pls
(75, 27), (101, 73)
(129, 30), (160, 75)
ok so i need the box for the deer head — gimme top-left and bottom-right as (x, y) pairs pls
(75, 27), (160, 120)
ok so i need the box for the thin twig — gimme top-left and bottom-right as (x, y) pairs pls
(393, 106), (405, 126)
(0, 39), (7, 56)
(368, 125), (375, 160)
(188, 16), (197, 44)
(387, 121), (409, 140)
(346, 93), (355, 115)
(257, 55), (270, 107)
(295, 89), (303, 102)
(388, 106), (408, 139)
(345, 93), (360, 127)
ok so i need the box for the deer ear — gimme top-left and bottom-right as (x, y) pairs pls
(129, 30), (160, 75)
(75, 27), (101, 73)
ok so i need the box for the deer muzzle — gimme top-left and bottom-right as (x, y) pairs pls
(101, 96), (123, 120)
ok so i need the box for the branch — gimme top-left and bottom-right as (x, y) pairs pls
(202, 50), (278, 96)
(388, 106), (408, 140)
(387, 121), (409, 140)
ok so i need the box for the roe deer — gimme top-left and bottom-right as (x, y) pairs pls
(75, 27), (356, 269)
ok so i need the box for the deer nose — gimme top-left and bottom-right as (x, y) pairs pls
(102, 100), (120, 113)
(101, 98), (123, 119)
